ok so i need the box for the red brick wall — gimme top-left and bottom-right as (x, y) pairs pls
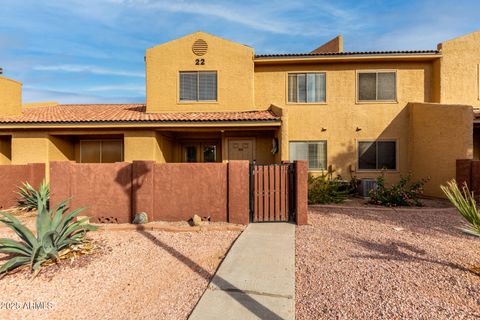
(0, 163), (45, 210)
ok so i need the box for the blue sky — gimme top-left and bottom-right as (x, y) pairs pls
(1, 0), (479, 104)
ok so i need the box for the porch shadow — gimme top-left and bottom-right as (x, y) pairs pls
(137, 228), (284, 320)
(345, 235), (470, 273)
(309, 205), (465, 238)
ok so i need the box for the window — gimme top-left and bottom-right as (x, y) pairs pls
(182, 143), (218, 162)
(358, 141), (396, 170)
(289, 141), (327, 170)
(179, 71), (217, 101)
(358, 71), (396, 101)
(80, 140), (123, 163)
(288, 73), (326, 103)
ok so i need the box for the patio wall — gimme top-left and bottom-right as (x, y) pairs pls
(49, 160), (307, 224)
(0, 163), (45, 209)
(456, 159), (480, 201)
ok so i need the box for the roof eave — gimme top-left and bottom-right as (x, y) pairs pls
(0, 119), (281, 129)
(254, 53), (442, 64)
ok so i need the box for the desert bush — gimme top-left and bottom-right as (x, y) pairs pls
(441, 180), (480, 237)
(17, 180), (50, 211)
(0, 196), (96, 276)
(368, 173), (429, 207)
(308, 168), (355, 204)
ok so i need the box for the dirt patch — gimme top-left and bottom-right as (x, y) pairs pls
(0, 228), (240, 319)
(296, 206), (480, 319)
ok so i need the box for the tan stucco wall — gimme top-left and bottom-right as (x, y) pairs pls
(146, 32), (256, 113)
(0, 77), (22, 117)
(438, 31), (480, 107)
(408, 102), (473, 197)
(11, 132), (49, 165)
(49, 135), (75, 161)
(255, 62), (432, 181)
(124, 131), (159, 162)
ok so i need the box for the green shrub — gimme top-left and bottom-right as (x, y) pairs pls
(441, 180), (480, 237)
(17, 180), (50, 211)
(0, 196), (96, 276)
(368, 173), (429, 207)
(308, 168), (355, 204)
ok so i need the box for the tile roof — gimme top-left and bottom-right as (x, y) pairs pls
(0, 104), (280, 124)
(254, 50), (440, 59)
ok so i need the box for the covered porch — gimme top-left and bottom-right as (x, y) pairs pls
(153, 127), (281, 164)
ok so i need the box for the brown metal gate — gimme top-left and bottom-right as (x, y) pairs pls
(249, 163), (296, 222)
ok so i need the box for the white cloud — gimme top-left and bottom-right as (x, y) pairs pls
(23, 87), (144, 104)
(33, 64), (144, 78)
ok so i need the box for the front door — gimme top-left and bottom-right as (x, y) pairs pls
(228, 139), (254, 161)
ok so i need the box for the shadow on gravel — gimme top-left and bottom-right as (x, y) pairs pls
(347, 236), (470, 273)
(309, 205), (464, 237)
(137, 228), (284, 320)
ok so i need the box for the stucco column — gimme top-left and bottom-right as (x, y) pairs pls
(228, 160), (250, 224)
(295, 160), (308, 225)
(124, 131), (159, 162)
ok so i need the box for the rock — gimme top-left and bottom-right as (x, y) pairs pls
(132, 212), (148, 224)
(192, 214), (202, 226)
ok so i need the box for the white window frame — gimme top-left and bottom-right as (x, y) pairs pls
(286, 72), (327, 104)
(356, 70), (398, 103)
(356, 139), (398, 172)
(289, 140), (327, 171)
(179, 71), (217, 103)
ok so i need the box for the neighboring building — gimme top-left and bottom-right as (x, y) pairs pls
(0, 30), (480, 196)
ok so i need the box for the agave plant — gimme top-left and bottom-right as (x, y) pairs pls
(441, 180), (480, 237)
(0, 196), (96, 276)
(16, 180), (50, 211)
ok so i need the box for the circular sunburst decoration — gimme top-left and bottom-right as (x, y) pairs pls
(192, 39), (208, 56)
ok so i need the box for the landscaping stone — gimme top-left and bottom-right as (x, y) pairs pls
(132, 212), (148, 224)
(192, 214), (202, 226)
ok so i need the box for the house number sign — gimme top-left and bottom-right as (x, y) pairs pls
(195, 59), (205, 65)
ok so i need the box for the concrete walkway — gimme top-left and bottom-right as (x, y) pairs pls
(189, 223), (295, 320)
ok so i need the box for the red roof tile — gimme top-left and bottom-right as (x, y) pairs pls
(0, 104), (280, 124)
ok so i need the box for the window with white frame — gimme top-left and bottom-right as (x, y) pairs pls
(179, 71), (217, 101)
(358, 140), (396, 170)
(289, 141), (327, 170)
(288, 73), (326, 103)
(358, 71), (396, 101)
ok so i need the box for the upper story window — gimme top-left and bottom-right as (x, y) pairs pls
(179, 71), (217, 102)
(288, 73), (326, 103)
(357, 71), (396, 102)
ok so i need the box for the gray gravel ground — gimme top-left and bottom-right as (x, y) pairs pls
(0, 229), (240, 319)
(296, 206), (480, 319)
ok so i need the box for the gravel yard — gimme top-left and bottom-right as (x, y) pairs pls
(296, 205), (480, 319)
(0, 227), (240, 319)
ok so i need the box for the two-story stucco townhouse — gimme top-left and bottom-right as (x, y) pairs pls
(0, 30), (480, 197)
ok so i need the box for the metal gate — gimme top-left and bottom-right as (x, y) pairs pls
(249, 163), (296, 222)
